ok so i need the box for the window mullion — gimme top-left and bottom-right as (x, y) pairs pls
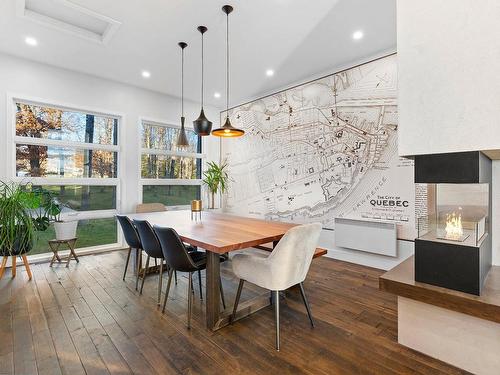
(14, 136), (119, 152)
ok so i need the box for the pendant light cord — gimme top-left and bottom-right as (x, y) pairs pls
(201, 32), (204, 109)
(181, 46), (184, 116)
(226, 10), (230, 117)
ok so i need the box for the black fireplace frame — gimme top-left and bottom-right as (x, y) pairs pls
(414, 151), (492, 295)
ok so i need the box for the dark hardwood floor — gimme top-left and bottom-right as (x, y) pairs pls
(0, 250), (469, 375)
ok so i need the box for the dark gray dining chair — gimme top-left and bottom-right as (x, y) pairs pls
(116, 215), (143, 290)
(153, 225), (226, 329)
(133, 219), (167, 305)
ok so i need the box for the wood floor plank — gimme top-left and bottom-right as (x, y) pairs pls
(26, 265), (62, 375)
(12, 270), (38, 375)
(0, 272), (14, 375)
(60, 305), (110, 375)
(44, 307), (86, 375)
(80, 315), (132, 375)
(0, 250), (471, 375)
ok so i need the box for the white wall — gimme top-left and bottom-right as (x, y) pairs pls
(397, 0), (500, 157)
(0, 52), (220, 215)
(397, 0), (500, 265)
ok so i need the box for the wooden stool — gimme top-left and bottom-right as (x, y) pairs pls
(0, 255), (32, 280)
(48, 238), (79, 267)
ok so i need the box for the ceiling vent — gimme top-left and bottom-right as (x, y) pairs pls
(16, 0), (121, 45)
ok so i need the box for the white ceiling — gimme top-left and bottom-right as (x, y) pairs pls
(0, 0), (396, 109)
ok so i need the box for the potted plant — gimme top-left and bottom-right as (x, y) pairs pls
(31, 186), (78, 240)
(0, 181), (39, 256)
(202, 161), (230, 209)
(51, 199), (78, 241)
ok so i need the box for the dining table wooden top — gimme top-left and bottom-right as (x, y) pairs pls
(126, 210), (297, 254)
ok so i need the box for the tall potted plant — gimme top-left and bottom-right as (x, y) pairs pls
(202, 161), (230, 209)
(0, 182), (39, 256)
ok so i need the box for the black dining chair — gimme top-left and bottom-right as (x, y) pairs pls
(133, 219), (168, 305)
(153, 225), (226, 329)
(116, 215), (143, 290)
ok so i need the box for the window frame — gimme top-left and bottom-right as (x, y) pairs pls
(7, 93), (124, 259)
(139, 117), (205, 210)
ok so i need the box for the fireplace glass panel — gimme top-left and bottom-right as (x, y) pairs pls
(417, 183), (489, 247)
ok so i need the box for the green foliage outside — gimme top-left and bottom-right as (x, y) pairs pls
(32, 218), (117, 255)
(142, 185), (200, 207)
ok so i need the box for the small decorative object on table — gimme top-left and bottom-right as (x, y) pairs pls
(48, 238), (79, 267)
(191, 200), (202, 221)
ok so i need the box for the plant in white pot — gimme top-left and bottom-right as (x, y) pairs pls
(47, 197), (79, 241)
(202, 161), (230, 209)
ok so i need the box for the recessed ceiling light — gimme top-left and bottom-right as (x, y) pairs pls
(25, 36), (38, 46)
(266, 69), (275, 77)
(141, 70), (151, 78)
(352, 30), (364, 40)
(214, 92), (221, 99)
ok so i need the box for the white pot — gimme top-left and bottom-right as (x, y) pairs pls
(54, 221), (78, 241)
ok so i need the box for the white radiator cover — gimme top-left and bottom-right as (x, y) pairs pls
(334, 218), (397, 257)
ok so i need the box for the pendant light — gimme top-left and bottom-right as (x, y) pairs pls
(176, 41), (190, 149)
(212, 5), (245, 137)
(193, 26), (212, 136)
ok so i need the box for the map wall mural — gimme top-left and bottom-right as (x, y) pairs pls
(221, 54), (423, 240)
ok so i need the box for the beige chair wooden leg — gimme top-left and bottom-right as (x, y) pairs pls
(11, 256), (16, 278)
(0, 256), (8, 279)
(22, 256), (32, 280)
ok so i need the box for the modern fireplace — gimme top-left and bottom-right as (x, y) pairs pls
(414, 151), (492, 295)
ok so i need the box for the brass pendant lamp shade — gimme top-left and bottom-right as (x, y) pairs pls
(176, 41), (190, 149)
(212, 5), (245, 138)
(193, 26), (213, 136)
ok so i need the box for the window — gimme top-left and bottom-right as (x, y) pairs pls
(140, 120), (203, 208)
(13, 100), (120, 255)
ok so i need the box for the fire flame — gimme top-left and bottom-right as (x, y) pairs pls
(445, 212), (463, 240)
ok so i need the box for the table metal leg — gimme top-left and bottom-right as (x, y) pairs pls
(206, 250), (221, 330)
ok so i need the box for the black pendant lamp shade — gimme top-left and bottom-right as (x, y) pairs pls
(193, 26), (212, 136)
(176, 41), (190, 149)
(212, 5), (245, 138)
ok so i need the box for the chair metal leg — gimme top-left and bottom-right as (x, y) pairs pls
(274, 290), (280, 351)
(231, 279), (244, 323)
(123, 247), (132, 281)
(299, 282), (315, 327)
(219, 276), (226, 309)
(187, 272), (193, 329)
(174, 270), (178, 285)
(157, 260), (163, 305)
(139, 255), (150, 295)
(135, 249), (141, 291)
(162, 269), (173, 313)
(197, 270), (203, 300)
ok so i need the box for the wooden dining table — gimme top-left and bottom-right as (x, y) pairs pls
(126, 210), (297, 331)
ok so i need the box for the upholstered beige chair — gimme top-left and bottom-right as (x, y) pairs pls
(231, 222), (322, 351)
(135, 203), (166, 213)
